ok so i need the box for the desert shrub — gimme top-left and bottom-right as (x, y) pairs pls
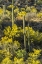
(3, 24), (18, 37)
(37, 0), (42, 5)
(0, 8), (3, 15)
(14, 57), (25, 64)
(15, 49), (27, 59)
(26, 49), (41, 64)
(37, 12), (42, 18)
(26, 6), (31, 12)
(1, 57), (13, 64)
(13, 41), (20, 50)
(0, 50), (5, 63)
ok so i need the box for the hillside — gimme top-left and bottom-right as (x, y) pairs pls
(0, 0), (42, 64)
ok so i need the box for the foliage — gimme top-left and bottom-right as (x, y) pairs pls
(26, 49), (41, 64)
(16, 11), (26, 20)
(17, 11), (26, 17)
(8, 5), (15, 8)
(1, 36), (12, 44)
(15, 49), (27, 59)
(26, 6), (31, 12)
(26, 6), (37, 13)
(5, 10), (11, 17)
(24, 27), (42, 43)
(1, 57), (13, 64)
(14, 7), (19, 13)
(31, 6), (37, 13)
(37, 0), (42, 5)
(0, 50), (5, 63)
(14, 57), (25, 64)
(0, 8), (3, 15)
(13, 41), (20, 50)
(37, 12), (42, 18)
(1, 25), (42, 50)
(4, 24), (18, 37)
(0, 1), (42, 64)
(0, 8), (11, 16)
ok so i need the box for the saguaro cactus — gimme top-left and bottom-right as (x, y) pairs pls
(23, 16), (26, 49)
(3, 5), (6, 16)
(12, 0), (14, 26)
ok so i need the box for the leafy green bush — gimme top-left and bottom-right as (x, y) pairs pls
(15, 49), (27, 59)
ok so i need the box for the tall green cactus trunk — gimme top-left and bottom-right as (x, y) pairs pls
(28, 22), (30, 52)
(23, 16), (26, 49)
(12, 0), (14, 26)
(3, 5), (6, 16)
